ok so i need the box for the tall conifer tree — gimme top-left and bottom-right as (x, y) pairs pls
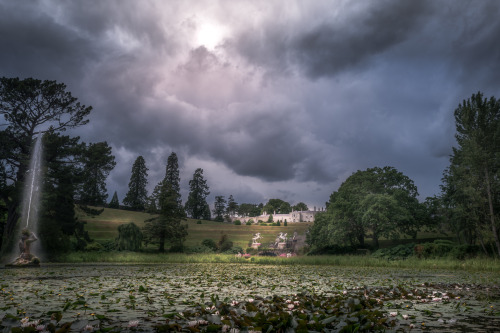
(123, 156), (148, 210)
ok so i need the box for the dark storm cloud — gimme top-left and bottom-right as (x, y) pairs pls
(229, 0), (433, 78)
(2, 0), (500, 207)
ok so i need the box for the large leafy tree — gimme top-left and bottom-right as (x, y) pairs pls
(0, 77), (91, 250)
(292, 202), (309, 211)
(441, 92), (500, 256)
(116, 222), (143, 251)
(213, 195), (226, 222)
(78, 142), (116, 206)
(237, 203), (262, 217)
(143, 152), (186, 252)
(185, 168), (210, 219)
(308, 166), (423, 249)
(262, 198), (292, 214)
(123, 156), (148, 210)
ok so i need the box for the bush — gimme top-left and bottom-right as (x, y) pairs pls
(169, 244), (184, 253)
(99, 240), (117, 251)
(276, 221), (281, 226)
(201, 238), (217, 251)
(186, 245), (215, 254)
(307, 245), (357, 255)
(224, 246), (244, 254)
(234, 220), (241, 225)
(197, 220), (202, 224)
(85, 241), (104, 252)
(372, 243), (415, 260)
(248, 219), (254, 224)
(246, 221), (252, 225)
(284, 220), (288, 226)
(246, 247), (258, 255)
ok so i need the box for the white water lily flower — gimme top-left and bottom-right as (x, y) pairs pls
(222, 325), (230, 332)
(127, 320), (139, 328)
(230, 328), (240, 333)
(343, 290), (347, 295)
(36, 325), (46, 332)
(402, 314), (409, 320)
(288, 304), (294, 310)
(188, 321), (198, 327)
(83, 325), (94, 332)
(248, 298), (254, 302)
(389, 312), (397, 317)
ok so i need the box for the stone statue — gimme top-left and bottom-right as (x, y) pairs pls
(252, 232), (262, 244)
(7, 228), (40, 267)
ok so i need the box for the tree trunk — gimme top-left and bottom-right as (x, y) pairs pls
(484, 166), (500, 257)
(373, 232), (379, 249)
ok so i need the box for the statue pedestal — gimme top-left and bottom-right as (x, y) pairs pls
(6, 254), (40, 268)
(277, 242), (286, 250)
(251, 243), (261, 249)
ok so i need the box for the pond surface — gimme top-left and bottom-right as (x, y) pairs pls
(1, 263), (499, 332)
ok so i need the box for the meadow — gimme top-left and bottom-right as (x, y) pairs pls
(77, 207), (312, 250)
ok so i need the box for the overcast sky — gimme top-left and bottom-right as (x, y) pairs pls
(1, 0), (499, 209)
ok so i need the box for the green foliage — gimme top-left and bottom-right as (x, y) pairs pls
(308, 166), (425, 250)
(284, 220), (288, 226)
(216, 233), (233, 252)
(267, 214), (273, 222)
(292, 202), (308, 211)
(123, 156), (148, 211)
(116, 222), (143, 251)
(233, 220), (241, 225)
(372, 243), (415, 260)
(237, 203), (262, 217)
(246, 220), (252, 225)
(78, 205), (104, 216)
(185, 168), (210, 219)
(263, 198), (291, 214)
(414, 240), (481, 259)
(201, 238), (217, 251)
(226, 194), (239, 216)
(440, 92), (500, 256)
(79, 141), (116, 206)
(84, 241), (105, 251)
(0, 77), (91, 250)
(212, 195), (226, 222)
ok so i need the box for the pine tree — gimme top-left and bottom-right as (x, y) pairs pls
(226, 194), (238, 216)
(123, 156), (148, 210)
(143, 152), (186, 252)
(108, 191), (120, 209)
(185, 168), (210, 219)
(213, 196), (226, 222)
(79, 142), (116, 206)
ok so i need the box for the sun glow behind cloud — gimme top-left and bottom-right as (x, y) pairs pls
(195, 21), (227, 49)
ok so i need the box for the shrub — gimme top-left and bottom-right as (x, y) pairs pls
(169, 244), (184, 253)
(197, 220), (202, 224)
(224, 246), (244, 254)
(276, 221), (281, 226)
(186, 245), (214, 254)
(234, 220), (241, 225)
(246, 221), (252, 225)
(201, 238), (217, 251)
(246, 247), (258, 255)
(217, 233), (233, 252)
(372, 243), (415, 260)
(248, 219), (254, 224)
(284, 220), (288, 226)
(85, 241), (104, 252)
(116, 222), (143, 251)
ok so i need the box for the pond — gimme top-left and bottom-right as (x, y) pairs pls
(1, 263), (499, 332)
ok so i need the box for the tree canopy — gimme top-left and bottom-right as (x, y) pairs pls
(307, 166), (423, 250)
(441, 92), (500, 256)
(0, 77), (91, 251)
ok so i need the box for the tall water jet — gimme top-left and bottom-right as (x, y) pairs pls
(7, 134), (43, 267)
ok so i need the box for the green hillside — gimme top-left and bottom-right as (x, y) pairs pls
(77, 206), (311, 249)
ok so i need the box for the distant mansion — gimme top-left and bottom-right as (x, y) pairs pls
(234, 207), (324, 224)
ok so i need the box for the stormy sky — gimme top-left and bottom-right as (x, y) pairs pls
(1, 0), (499, 209)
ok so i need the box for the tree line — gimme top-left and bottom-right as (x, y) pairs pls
(307, 92), (500, 257)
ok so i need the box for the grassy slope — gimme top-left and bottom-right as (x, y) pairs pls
(77, 206), (311, 249)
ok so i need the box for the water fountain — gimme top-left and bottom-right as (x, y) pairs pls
(7, 134), (43, 267)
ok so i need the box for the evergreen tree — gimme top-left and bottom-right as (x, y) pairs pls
(79, 142), (116, 206)
(441, 92), (500, 256)
(185, 168), (210, 219)
(226, 195), (238, 216)
(143, 152), (186, 252)
(213, 196), (226, 222)
(123, 156), (148, 210)
(108, 191), (120, 209)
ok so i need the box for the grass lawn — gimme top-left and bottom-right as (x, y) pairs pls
(77, 206), (311, 249)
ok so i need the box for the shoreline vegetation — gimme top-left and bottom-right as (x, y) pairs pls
(46, 252), (500, 272)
